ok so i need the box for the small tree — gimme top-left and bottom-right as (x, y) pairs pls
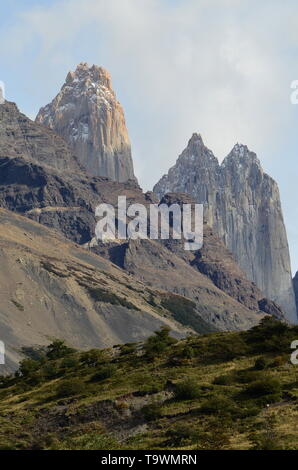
(144, 326), (177, 359)
(19, 359), (40, 377)
(46, 340), (75, 360)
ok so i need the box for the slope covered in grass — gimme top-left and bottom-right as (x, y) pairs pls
(0, 318), (298, 450)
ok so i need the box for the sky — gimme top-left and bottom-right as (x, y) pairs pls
(1, 0), (298, 271)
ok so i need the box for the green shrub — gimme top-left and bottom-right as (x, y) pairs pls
(80, 349), (108, 367)
(90, 365), (117, 382)
(207, 335), (249, 362)
(87, 287), (137, 310)
(142, 402), (163, 421)
(235, 369), (262, 384)
(250, 435), (282, 450)
(43, 362), (59, 379)
(144, 326), (177, 359)
(166, 423), (201, 446)
(27, 372), (43, 386)
(46, 340), (75, 360)
(161, 295), (213, 334)
(213, 374), (234, 385)
(249, 415), (282, 450)
(60, 356), (79, 369)
(180, 346), (195, 359)
(175, 379), (201, 400)
(119, 343), (138, 356)
(198, 421), (231, 450)
(200, 396), (238, 417)
(56, 378), (84, 397)
(245, 378), (281, 398)
(245, 317), (296, 354)
(254, 357), (268, 370)
(19, 359), (40, 377)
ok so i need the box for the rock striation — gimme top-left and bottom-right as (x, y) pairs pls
(36, 62), (136, 182)
(154, 134), (297, 323)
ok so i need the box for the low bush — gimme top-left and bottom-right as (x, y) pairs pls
(90, 365), (117, 382)
(19, 359), (40, 378)
(87, 287), (137, 310)
(245, 378), (281, 398)
(161, 295), (213, 334)
(200, 396), (238, 417)
(142, 403), (163, 421)
(60, 356), (80, 370)
(174, 379), (201, 400)
(254, 357), (268, 370)
(213, 374), (234, 385)
(56, 378), (84, 397)
(80, 349), (109, 367)
(235, 369), (262, 384)
(166, 423), (201, 446)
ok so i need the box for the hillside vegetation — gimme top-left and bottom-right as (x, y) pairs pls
(0, 317), (298, 450)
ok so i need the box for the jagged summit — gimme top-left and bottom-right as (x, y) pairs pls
(66, 62), (112, 87)
(153, 133), (297, 323)
(36, 63), (136, 183)
(188, 132), (203, 144)
(185, 132), (217, 162)
(222, 143), (261, 169)
(154, 132), (219, 201)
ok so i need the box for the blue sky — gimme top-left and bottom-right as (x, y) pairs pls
(1, 0), (298, 273)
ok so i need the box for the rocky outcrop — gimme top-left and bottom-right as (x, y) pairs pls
(154, 134), (297, 323)
(97, 237), (267, 333)
(0, 101), (81, 173)
(36, 62), (136, 182)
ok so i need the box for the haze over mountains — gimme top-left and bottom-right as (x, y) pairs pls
(0, 62), (297, 370)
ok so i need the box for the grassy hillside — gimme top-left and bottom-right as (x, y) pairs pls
(0, 317), (298, 450)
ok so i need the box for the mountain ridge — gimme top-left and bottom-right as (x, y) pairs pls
(153, 134), (297, 323)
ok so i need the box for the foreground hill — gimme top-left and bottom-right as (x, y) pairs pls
(0, 318), (297, 450)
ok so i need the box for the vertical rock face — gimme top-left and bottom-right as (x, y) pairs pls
(293, 272), (298, 313)
(36, 62), (136, 182)
(154, 133), (297, 323)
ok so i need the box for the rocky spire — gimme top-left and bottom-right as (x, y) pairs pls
(153, 134), (297, 323)
(36, 62), (136, 183)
